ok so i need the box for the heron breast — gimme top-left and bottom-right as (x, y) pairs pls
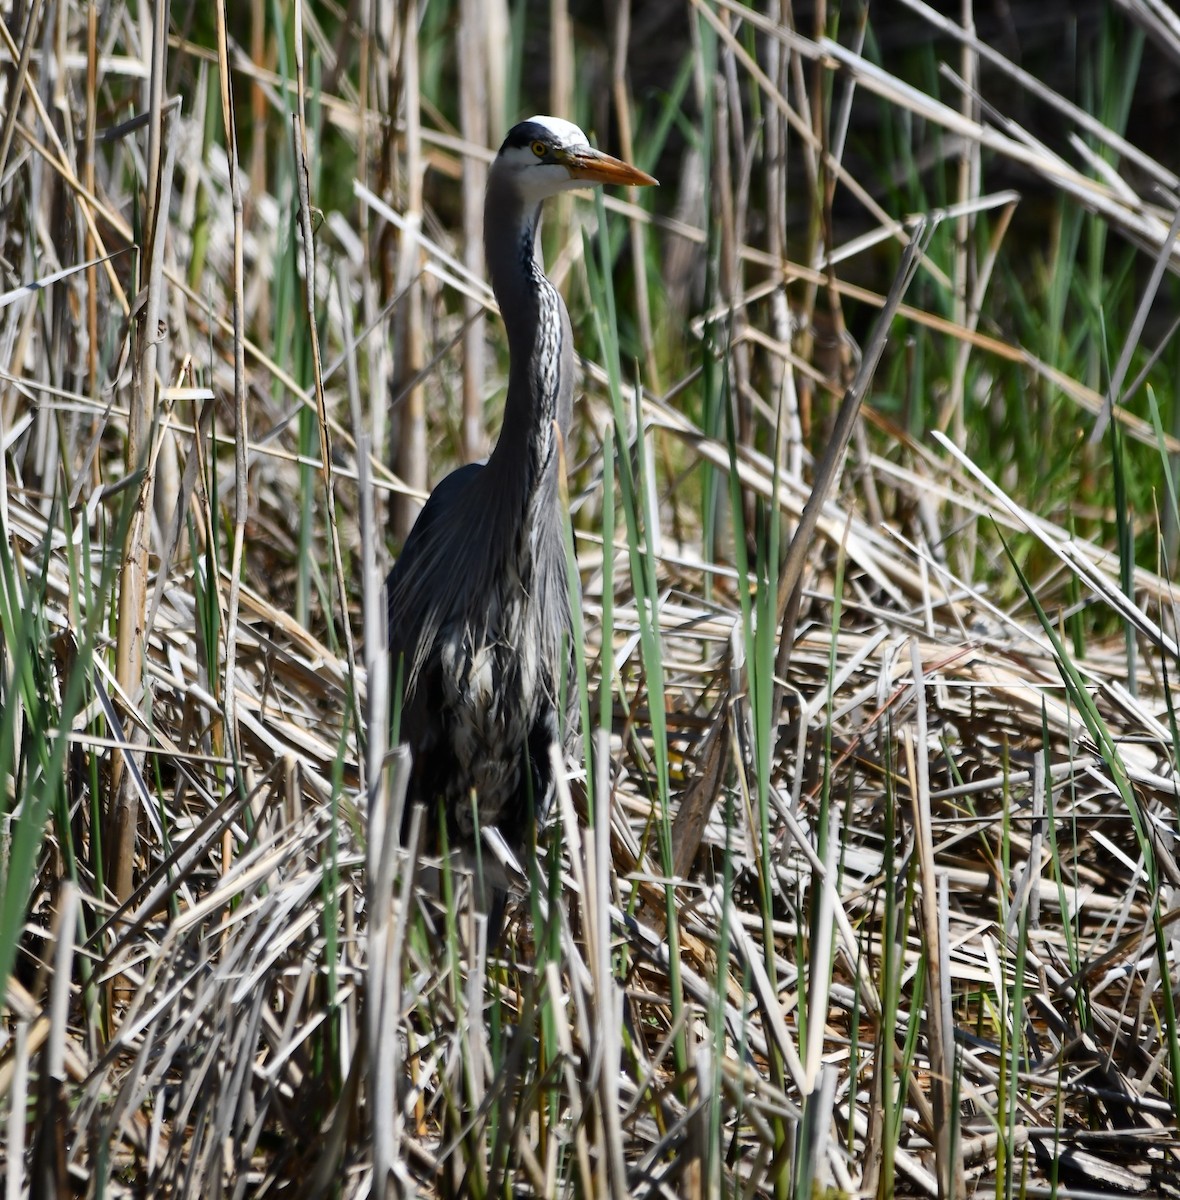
(433, 590), (547, 830)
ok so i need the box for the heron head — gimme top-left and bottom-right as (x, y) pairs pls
(492, 115), (657, 207)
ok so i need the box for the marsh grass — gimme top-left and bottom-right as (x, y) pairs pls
(2, 1), (1180, 1196)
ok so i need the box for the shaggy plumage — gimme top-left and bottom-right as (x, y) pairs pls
(385, 115), (656, 895)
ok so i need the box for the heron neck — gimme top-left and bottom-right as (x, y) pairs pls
(483, 180), (572, 509)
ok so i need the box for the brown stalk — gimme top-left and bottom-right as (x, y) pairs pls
(0, 0), (45, 187)
(109, 0), (173, 904)
(248, 0), (268, 214)
(458, 0), (489, 463)
(84, 2), (98, 399)
(771, 221), (930, 756)
(546, 0), (574, 270)
(762, 0), (802, 484)
(610, 0), (659, 393)
(389, 0), (426, 542)
(942, 0), (981, 449)
(291, 0), (364, 781)
(550, 0), (572, 137)
(907, 645), (966, 1200)
(212, 0), (246, 791)
(0, 41), (131, 313)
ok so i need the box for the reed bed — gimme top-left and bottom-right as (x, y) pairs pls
(2, 1), (1179, 1196)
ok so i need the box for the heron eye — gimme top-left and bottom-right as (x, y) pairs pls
(530, 140), (547, 158)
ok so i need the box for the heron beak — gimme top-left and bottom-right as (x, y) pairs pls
(563, 146), (658, 188)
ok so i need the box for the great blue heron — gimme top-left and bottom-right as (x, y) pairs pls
(386, 116), (657, 913)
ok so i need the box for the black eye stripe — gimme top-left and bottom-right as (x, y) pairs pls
(500, 119), (558, 155)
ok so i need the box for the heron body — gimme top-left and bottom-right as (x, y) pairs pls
(385, 116), (656, 878)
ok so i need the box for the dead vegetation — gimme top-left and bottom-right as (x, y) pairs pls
(2, 1), (1179, 1196)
